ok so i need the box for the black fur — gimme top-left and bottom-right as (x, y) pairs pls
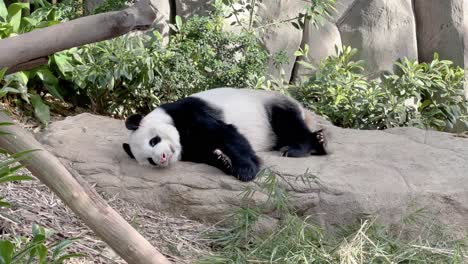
(160, 97), (260, 182)
(126, 114), (143, 130)
(122, 143), (135, 159)
(266, 100), (327, 157)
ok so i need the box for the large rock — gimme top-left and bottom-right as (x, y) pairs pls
(38, 113), (468, 232)
(175, 0), (214, 19)
(151, 0), (172, 43)
(292, 20), (342, 83)
(414, 0), (464, 66)
(256, 0), (305, 81)
(336, 0), (418, 76)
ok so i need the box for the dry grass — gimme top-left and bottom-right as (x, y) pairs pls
(0, 170), (215, 263)
(0, 101), (216, 263)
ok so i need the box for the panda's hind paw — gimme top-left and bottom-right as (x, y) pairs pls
(311, 129), (327, 155)
(316, 129), (325, 144)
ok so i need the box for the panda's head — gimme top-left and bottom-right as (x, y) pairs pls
(122, 111), (182, 168)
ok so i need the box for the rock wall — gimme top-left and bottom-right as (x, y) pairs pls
(84, 0), (467, 95)
(136, 0), (468, 87)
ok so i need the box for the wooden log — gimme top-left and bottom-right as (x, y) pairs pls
(0, 111), (171, 264)
(0, 0), (159, 73)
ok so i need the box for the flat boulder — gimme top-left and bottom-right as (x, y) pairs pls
(38, 113), (468, 232)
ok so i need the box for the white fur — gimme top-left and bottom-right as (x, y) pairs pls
(128, 108), (182, 167)
(191, 87), (304, 151)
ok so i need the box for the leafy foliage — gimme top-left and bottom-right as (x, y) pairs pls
(292, 46), (467, 130)
(93, 0), (130, 14)
(0, 123), (83, 264)
(220, 0), (336, 33)
(0, 224), (84, 264)
(66, 11), (268, 116)
(0, 0), (74, 39)
(0, 125), (35, 207)
(0, 0), (71, 126)
(200, 170), (468, 263)
(0, 67), (62, 125)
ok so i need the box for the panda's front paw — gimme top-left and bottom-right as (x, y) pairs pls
(232, 160), (259, 182)
(213, 149), (232, 169)
(210, 149), (233, 175)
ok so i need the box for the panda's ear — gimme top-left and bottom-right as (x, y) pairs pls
(125, 114), (143, 130)
(122, 143), (135, 159)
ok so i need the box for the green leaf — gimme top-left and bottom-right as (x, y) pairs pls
(7, 71), (28, 85)
(0, 122), (13, 126)
(0, 175), (34, 184)
(0, 67), (6, 81)
(175, 15), (182, 30)
(53, 53), (73, 77)
(30, 94), (50, 126)
(0, 240), (14, 264)
(21, 16), (38, 27)
(7, 2), (29, 33)
(51, 239), (77, 260)
(36, 244), (47, 264)
(32, 224), (46, 238)
(293, 50), (303, 57)
(34, 68), (63, 100)
(0, 0), (7, 21)
(0, 199), (11, 207)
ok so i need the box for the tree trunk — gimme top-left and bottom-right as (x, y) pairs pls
(0, 0), (159, 73)
(0, 111), (171, 264)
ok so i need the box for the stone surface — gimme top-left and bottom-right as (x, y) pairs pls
(256, 0), (305, 81)
(151, 0), (172, 43)
(39, 113), (468, 232)
(465, 0), (468, 99)
(292, 20), (342, 83)
(337, 0), (418, 77)
(174, 0), (214, 19)
(414, 0), (464, 66)
(83, 0), (106, 15)
(153, 0), (468, 91)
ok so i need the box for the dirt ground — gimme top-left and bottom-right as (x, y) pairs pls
(0, 103), (215, 263)
(0, 176), (215, 263)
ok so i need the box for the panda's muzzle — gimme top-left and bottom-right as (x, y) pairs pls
(148, 158), (157, 166)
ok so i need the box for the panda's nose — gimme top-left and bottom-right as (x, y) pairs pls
(160, 153), (167, 163)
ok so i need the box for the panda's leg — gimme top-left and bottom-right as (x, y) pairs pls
(208, 124), (260, 182)
(269, 104), (327, 157)
(282, 129), (326, 157)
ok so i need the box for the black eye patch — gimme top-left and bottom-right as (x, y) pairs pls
(149, 136), (161, 147)
(148, 158), (157, 166)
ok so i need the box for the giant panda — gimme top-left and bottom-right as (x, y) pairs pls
(122, 87), (327, 182)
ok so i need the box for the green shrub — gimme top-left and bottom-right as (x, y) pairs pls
(67, 11), (268, 116)
(383, 54), (466, 130)
(0, 224), (84, 264)
(292, 46), (467, 131)
(0, 0), (73, 126)
(0, 123), (83, 263)
(93, 0), (129, 14)
(0, 0), (74, 39)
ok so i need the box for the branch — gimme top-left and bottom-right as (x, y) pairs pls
(0, 0), (159, 73)
(0, 111), (170, 264)
(5, 57), (48, 74)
